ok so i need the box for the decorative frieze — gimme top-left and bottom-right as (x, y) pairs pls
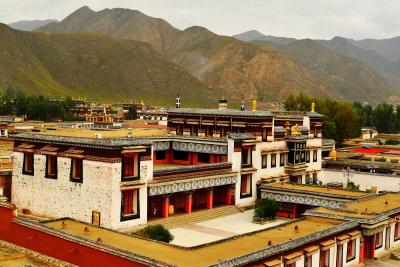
(148, 174), (237, 196)
(171, 141), (227, 155)
(261, 192), (345, 208)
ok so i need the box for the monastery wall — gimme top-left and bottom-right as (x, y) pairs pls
(321, 169), (400, 192)
(11, 152), (116, 228)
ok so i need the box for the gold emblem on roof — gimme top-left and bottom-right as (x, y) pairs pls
(291, 124), (301, 135)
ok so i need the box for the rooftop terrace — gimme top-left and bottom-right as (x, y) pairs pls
(263, 183), (369, 198)
(308, 193), (400, 221)
(43, 216), (345, 267)
(0, 240), (73, 266)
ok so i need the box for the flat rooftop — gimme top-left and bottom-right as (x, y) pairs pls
(0, 240), (73, 266)
(264, 183), (368, 198)
(32, 127), (166, 138)
(168, 108), (273, 118)
(44, 216), (343, 267)
(311, 193), (400, 219)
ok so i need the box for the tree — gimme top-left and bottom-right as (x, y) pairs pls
(126, 106), (138, 120)
(334, 103), (359, 144)
(143, 225), (174, 243)
(254, 198), (280, 220)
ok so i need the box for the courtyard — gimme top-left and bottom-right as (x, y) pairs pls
(169, 209), (288, 247)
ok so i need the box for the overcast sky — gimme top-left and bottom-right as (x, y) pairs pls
(1, 0), (400, 40)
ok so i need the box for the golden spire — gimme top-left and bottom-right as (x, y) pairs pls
(252, 99), (257, 112)
(311, 101), (315, 112)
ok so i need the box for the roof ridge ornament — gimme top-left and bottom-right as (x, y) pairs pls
(311, 101), (315, 113)
(291, 124), (301, 135)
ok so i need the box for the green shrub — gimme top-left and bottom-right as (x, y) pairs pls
(143, 225), (174, 243)
(254, 199), (280, 220)
(385, 139), (400, 145)
(346, 182), (360, 191)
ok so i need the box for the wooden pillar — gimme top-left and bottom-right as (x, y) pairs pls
(291, 203), (297, 219)
(370, 236), (375, 259)
(162, 197), (169, 218)
(185, 193), (192, 214)
(359, 237), (365, 264)
(207, 190), (214, 209)
(225, 190), (232, 205)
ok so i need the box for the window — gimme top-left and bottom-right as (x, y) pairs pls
(304, 255), (312, 267)
(285, 263), (295, 267)
(123, 153), (139, 179)
(395, 222), (400, 241)
(305, 174), (311, 184)
(262, 128), (268, 141)
(320, 249), (330, 267)
(190, 125), (198, 137)
(306, 151), (310, 163)
(346, 239), (356, 262)
(121, 189), (139, 221)
(197, 153), (210, 163)
(155, 150), (166, 161)
(313, 150), (318, 162)
(271, 154), (276, 168)
(240, 174), (252, 198)
(280, 153), (286, 167)
(23, 153), (34, 175)
(176, 124), (183, 135)
(173, 150), (189, 161)
(205, 126), (213, 137)
(312, 173), (318, 184)
(241, 147), (252, 167)
(220, 127), (226, 138)
(262, 155), (268, 169)
(45, 155), (57, 179)
(70, 158), (83, 182)
(375, 231), (383, 249)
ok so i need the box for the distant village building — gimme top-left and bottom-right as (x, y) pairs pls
(361, 127), (378, 140)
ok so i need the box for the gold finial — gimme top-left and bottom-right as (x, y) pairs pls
(141, 100), (144, 106)
(252, 99), (257, 112)
(311, 101), (315, 112)
(291, 124), (301, 135)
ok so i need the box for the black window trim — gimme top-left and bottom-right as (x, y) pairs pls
(120, 189), (140, 221)
(70, 158), (83, 183)
(22, 152), (34, 176)
(45, 155), (58, 179)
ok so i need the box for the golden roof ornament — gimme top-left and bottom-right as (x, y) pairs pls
(291, 124), (301, 135)
(252, 99), (257, 112)
(311, 101), (315, 112)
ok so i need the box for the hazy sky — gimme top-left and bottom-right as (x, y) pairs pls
(1, 0), (400, 40)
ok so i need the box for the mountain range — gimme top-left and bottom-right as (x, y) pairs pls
(2, 7), (400, 105)
(0, 23), (212, 106)
(8, 19), (57, 31)
(235, 30), (400, 101)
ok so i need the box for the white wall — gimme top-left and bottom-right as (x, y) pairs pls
(321, 169), (400, 192)
(342, 237), (360, 267)
(12, 152), (149, 230)
(12, 152), (115, 228)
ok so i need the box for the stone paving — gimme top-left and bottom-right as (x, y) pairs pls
(169, 210), (287, 247)
(365, 259), (400, 266)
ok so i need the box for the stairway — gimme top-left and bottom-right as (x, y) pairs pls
(146, 205), (242, 229)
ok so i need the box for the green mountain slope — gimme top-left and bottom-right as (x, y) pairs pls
(0, 23), (213, 106)
(37, 6), (398, 104)
(259, 39), (394, 103)
(37, 6), (345, 103)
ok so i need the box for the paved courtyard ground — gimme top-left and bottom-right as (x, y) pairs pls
(169, 210), (287, 247)
(365, 259), (400, 266)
